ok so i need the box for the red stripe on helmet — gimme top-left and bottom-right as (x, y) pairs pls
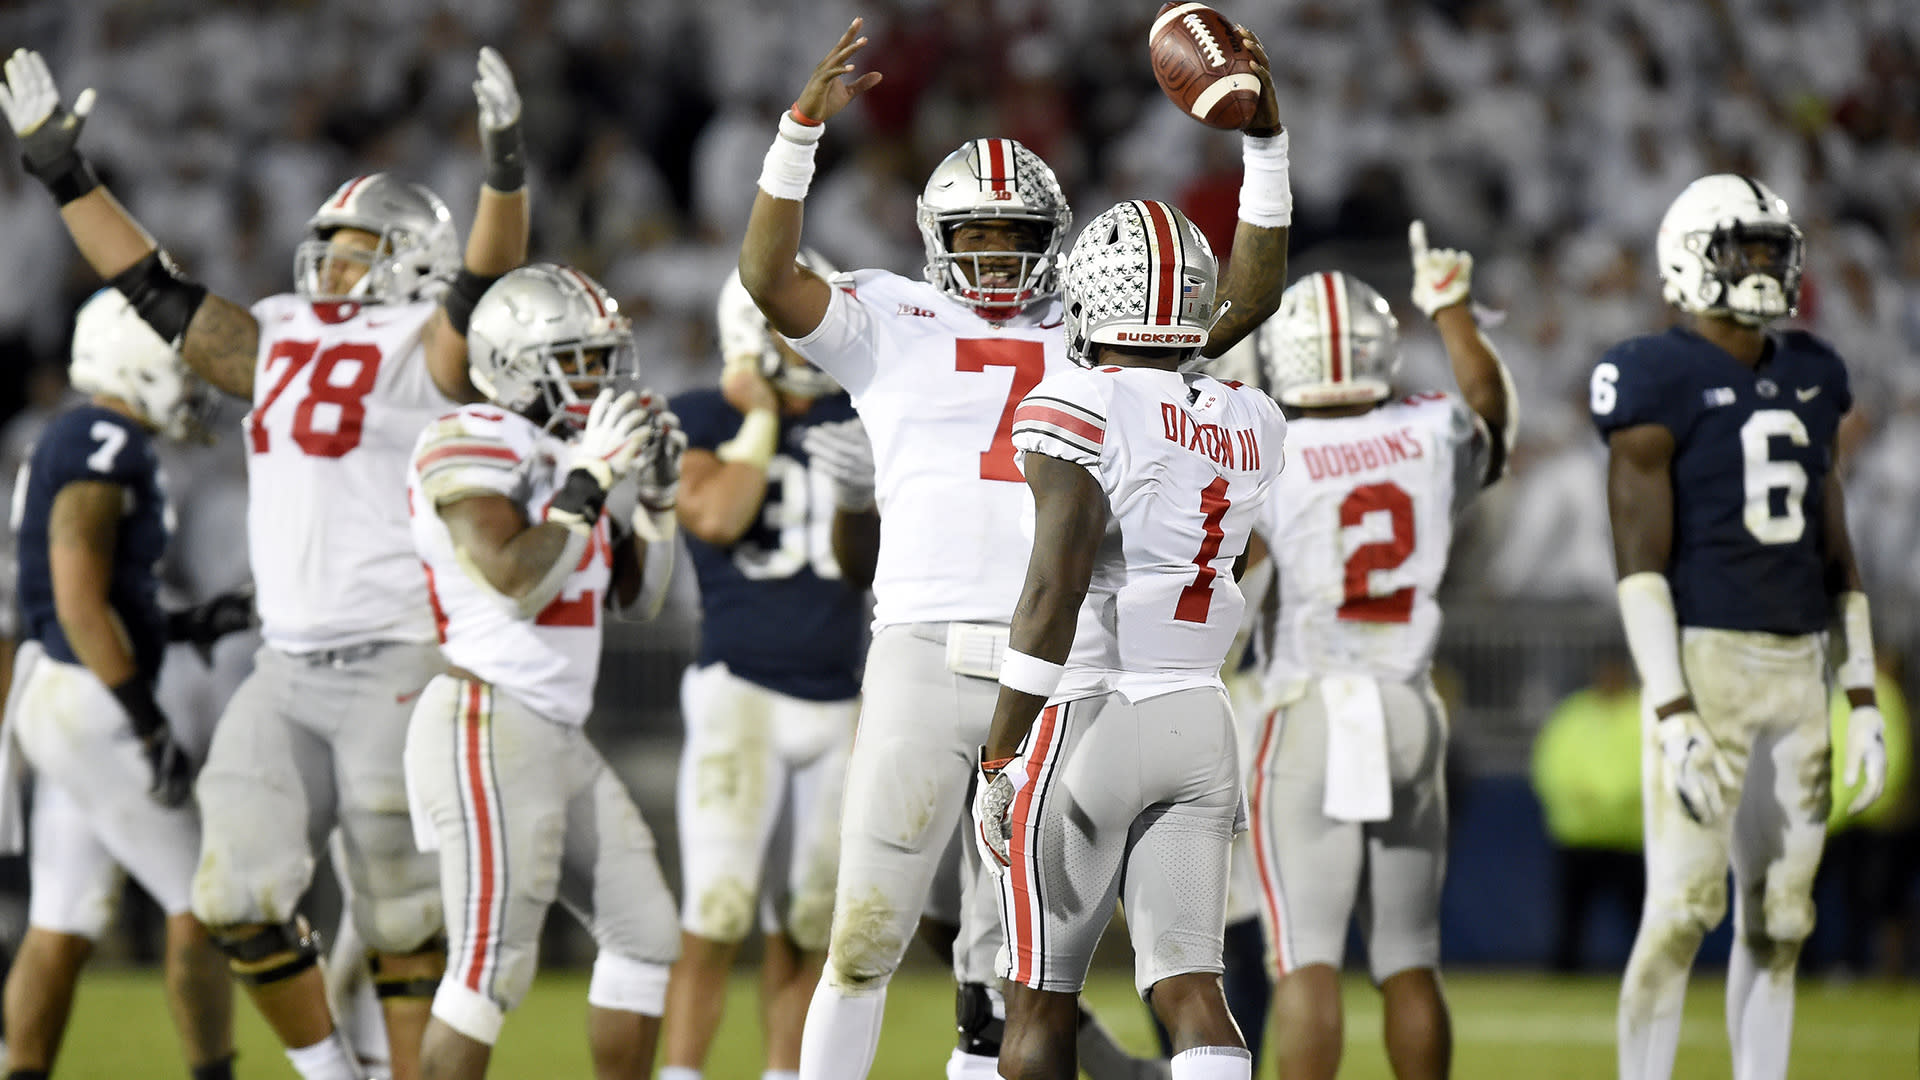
(561, 266), (607, 317)
(1140, 201), (1180, 326)
(333, 175), (370, 209)
(985, 139), (1011, 192)
(1320, 272), (1345, 382)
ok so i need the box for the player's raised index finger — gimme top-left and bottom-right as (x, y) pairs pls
(1409, 220), (1428, 255)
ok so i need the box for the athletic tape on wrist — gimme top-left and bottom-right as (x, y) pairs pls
(998, 648), (1064, 699)
(1238, 130), (1292, 228)
(1837, 590), (1876, 692)
(1616, 572), (1688, 710)
(716, 409), (779, 468)
(757, 112), (823, 201)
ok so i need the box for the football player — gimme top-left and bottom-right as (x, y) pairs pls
(0, 46), (530, 1080)
(1242, 227), (1516, 1080)
(1594, 175), (1886, 1080)
(403, 263), (686, 1079)
(1, 289), (230, 1080)
(657, 259), (877, 1080)
(970, 199), (1289, 1080)
(737, 17), (1291, 1080)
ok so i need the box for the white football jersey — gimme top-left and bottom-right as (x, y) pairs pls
(1011, 366), (1288, 703)
(408, 406), (612, 727)
(1256, 392), (1493, 690)
(246, 295), (459, 652)
(789, 270), (1070, 628)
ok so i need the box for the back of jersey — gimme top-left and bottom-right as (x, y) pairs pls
(1258, 393), (1490, 688)
(246, 295), (455, 652)
(1013, 366), (1286, 703)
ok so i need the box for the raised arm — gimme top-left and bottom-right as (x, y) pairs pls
(737, 19), (882, 339)
(2, 50), (258, 397)
(424, 48), (532, 403)
(1202, 27), (1290, 358)
(1409, 220), (1519, 482)
(676, 369), (783, 546)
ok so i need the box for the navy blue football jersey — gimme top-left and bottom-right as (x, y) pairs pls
(1590, 327), (1851, 634)
(672, 388), (866, 701)
(13, 405), (173, 681)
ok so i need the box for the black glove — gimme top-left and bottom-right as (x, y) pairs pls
(0, 49), (101, 204)
(110, 678), (195, 808)
(168, 587), (256, 665)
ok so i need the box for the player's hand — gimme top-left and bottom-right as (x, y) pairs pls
(632, 394), (687, 512)
(1409, 220), (1473, 318)
(721, 358), (781, 416)
(972, 752), (1022, 871)
(1655, 710), (1736, 826)
(551, 389), (649, 533)
(801, 417), (876, 512)
(794, 18), (884, 125)
(0, 48), (94, 177)
(473, 46), (525, 191)
(168, 586), (256, 666)
(1232, 25), (1282, 136)
(1842, 705), (1888, 815)
(141, 729), (196, 809)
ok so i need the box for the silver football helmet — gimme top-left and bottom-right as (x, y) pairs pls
(1061, 200), (1220, 369)
(69, 289), (216, 442)
(1260, 272), (1400, 408)
(716, 249), (840, 399)
(466, 263), (641, 431)
(916, 138), (1072, 320)
(293, 174), (460, 304)
(1657, 174), (1804, 326)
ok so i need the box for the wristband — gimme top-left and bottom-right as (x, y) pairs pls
(757, 112), (823, 201)
(479, 119), (526, 193)
(998, 648), (1064, 699)
(109, 678), (167, 741)
(26, 149), (99, 206)
(1237, 130), (1292, 228)
(979, 750), (1015, 774)
(789, 103), (823, 127)
(1616, 572), (1688, 710)
(547, 469), (609, 535)
(716, 409), (778, 468)
(1835, 591), (1876, 693)
(443, 268), (500, 336)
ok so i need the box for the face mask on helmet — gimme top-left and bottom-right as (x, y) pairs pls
(1061, 200), (1222, 370)
(1259, 272), (1400, 408)
(1657, 174), (1804, 327)
(716, 251), (842, 400)
(294, 174), (459, 305)
(69, 289), (219, 442)
(917, 139), (1072, 321)
(466, 264), (642, 432)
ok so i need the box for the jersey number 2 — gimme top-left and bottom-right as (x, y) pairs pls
(1339, 481), (1416, 623)
(956, 340), (1046, 482)
(248, 341), (382, 457)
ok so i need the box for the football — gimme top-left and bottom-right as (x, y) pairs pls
(1149, 2), (1261, 130)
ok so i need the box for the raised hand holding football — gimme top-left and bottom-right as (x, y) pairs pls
(1150, 2), (1261, 130)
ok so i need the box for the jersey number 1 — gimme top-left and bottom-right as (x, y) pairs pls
(1174, 478), (1233, 623)
(248, 341), (383, 457)
(956, 340), (1046, 482)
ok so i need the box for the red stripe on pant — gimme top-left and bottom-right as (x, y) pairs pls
(461, 682), (500, 992)
(1249, 706), (1291, 974)
(1008, 704), (1063, 986)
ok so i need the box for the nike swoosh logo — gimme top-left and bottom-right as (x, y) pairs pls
(396, 688), (423, 704)
(1796, 386), (1821, 402)
(1433, 267), (1461, 290)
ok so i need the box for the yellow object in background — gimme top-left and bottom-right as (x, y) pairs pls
(1533, 681), (1645, 853)
(1829, 667), (1911, 832)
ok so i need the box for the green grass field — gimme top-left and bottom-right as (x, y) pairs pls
(50, 967), (1918, 1078)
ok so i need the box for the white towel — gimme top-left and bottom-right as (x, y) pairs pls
(1320, 674), (1391, 822)
(0, 642), (44, 854)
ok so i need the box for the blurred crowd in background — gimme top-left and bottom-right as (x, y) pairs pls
(0, 0), (1916, 970)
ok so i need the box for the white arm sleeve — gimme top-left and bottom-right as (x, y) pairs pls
(1617, 571), (1689, 709)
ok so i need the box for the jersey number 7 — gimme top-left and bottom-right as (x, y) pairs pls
(956, 340), (1047, 482)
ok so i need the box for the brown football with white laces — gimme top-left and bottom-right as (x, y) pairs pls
(1149, 2), (1260, 130)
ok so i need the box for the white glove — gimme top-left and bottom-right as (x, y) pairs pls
(971, 754), (1023, 872)
(802, 417), (876, 512)
(1842, 705), (1888, 815)
(1409, 219), (1473, 318)
(0, 48), (91, 138)
(632, 393), (688, 512)
(0, 48), (98, 198)
(549, 390), (648, 533)
(1655, 710), (1737, 826)
(473, 46), (520, 131)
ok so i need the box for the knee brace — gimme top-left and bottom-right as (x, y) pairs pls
(208, 917), (320, 986)
(369, 936), (447, 1002)
(955, 981), (1005, 1056)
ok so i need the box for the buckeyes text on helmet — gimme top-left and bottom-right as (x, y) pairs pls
(69, 289), (217, 442)
(1061, 199), (1221, 370)
(465, 263), (642, 432)
(1656, 173), (1804, 327)
(295, 173), (462, 305)
(917, 139), (1072, 322)
(1259, 272), (1401, 408)
(717, 248), (841, 399)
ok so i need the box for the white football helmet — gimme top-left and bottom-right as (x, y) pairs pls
(466, 263), (641, 431)
(69, 289), (216, 442)
(1061, 200), (1220, 369)
(1260, 272), (1400, 408)
(917, 138), (1072, 320)
(293, 174), (460, 304)
(1657, 174), (1804, 326)
(717, 249), (840, 399)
